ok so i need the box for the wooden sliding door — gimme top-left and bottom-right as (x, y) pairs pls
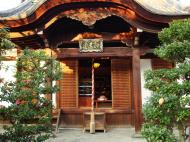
(58, 60), (78, 108)
(111, 59), (132, 109)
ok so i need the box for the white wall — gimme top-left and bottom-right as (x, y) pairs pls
(140, 59), (152, 105)
(0, 61), (16, 107)
(52, 81), (57, 108)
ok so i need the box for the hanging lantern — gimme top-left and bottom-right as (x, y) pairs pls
(93, 62), (100, 69)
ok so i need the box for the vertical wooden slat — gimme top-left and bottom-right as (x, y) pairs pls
(111, 59), (132, 109)
(76, 60), (79, 108)
(59, 60), (78, 108)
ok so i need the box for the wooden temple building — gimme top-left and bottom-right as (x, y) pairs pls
(0, 0), (190, 132)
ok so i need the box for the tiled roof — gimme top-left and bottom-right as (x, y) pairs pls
(0, 0), (47, 19)
(0, 0), (190, 20)
(135, 0), (190, 15)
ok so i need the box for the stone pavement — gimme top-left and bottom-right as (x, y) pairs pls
(47, 128), (147, 142)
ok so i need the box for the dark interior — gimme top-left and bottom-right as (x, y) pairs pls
(44, 16), (132, 47)
(78, 58), (112, 108)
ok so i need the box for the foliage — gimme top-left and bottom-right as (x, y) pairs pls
(0, 28), (15, 83)
(0, 28), (15, 57)
(142, 123), (176, 142)
(0, 49), (61, 142)
(142, 19), (190, 141)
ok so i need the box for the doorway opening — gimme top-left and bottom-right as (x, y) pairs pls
(78, 59), (112, 108)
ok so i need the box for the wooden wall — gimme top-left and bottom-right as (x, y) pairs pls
(60, 113), (83, 128)
(111, 59), (132, 109)
(59, 110), (133, 128)
(106, 113), (133, 127)
(57, 58), (134, 127)
(58, 60), (78, 108)
(152, 58), (173, 69)
(56, 58), (173, 127)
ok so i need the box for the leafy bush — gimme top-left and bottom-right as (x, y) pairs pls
(142, 123), (176, 142)
(0, 28), (15, 56)
(142, 19), (190, 141)
(0, 49), (61, 142)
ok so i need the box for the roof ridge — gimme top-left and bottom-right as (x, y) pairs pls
(0, 0), (47, 19)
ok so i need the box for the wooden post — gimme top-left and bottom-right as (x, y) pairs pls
(132, 48), (142, 132)
(90, 59), (95, 134)
(178, 124), (185, 142)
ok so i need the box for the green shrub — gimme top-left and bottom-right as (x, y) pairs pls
(142, 19), (190, 141)
(142, 123), (176, 142)
(0, 49), (61, 142)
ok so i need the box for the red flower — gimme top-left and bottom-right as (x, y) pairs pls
(16, 100), (21, 105)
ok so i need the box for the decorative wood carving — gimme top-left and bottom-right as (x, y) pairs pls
(64, 7), (136, 27)
(66, 9), (111, 26)
(112, 28), (136, 46)
(71, 32), (102, 41)
(71, 29), (136, 41)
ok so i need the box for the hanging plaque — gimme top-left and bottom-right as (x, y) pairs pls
(79, 39), (103, 52)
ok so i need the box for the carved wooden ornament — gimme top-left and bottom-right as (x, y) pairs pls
(66, 8), (112, 26)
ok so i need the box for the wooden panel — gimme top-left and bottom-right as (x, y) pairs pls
(60, 113), (83, 128)
(106, 113), (132, 127)
(152, 58), (173, 70)
(59, 111), (133, 128)
(59, 60), (78, 108)
(111, 59), (132, 109)
(79, 96), (91, 107)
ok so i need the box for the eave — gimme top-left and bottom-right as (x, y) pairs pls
(0, 0), (189, 48)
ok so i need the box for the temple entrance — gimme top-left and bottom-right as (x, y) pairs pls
(78, 59), (112, 108)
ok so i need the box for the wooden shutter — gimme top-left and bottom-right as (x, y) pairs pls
(152, 58), (173, 70)
(58, 60), (78, 108)
(111, 59), (132, 109)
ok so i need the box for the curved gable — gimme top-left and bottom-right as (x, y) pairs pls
(0, 0), (189, 34)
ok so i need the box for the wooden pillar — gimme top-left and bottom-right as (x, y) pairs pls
(132, 48), (142, 132)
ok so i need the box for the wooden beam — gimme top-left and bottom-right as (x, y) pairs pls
(13, 43), (40, 47)
(10, 31), (37, 38)
(132, 48), (142, 132)
(57, 47), (151, 58)
(60, 108), (133, 114)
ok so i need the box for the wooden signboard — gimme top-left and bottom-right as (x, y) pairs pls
(79, 39), (103, 52)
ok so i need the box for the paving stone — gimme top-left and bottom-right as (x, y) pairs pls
(47, 128), (146, 142)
